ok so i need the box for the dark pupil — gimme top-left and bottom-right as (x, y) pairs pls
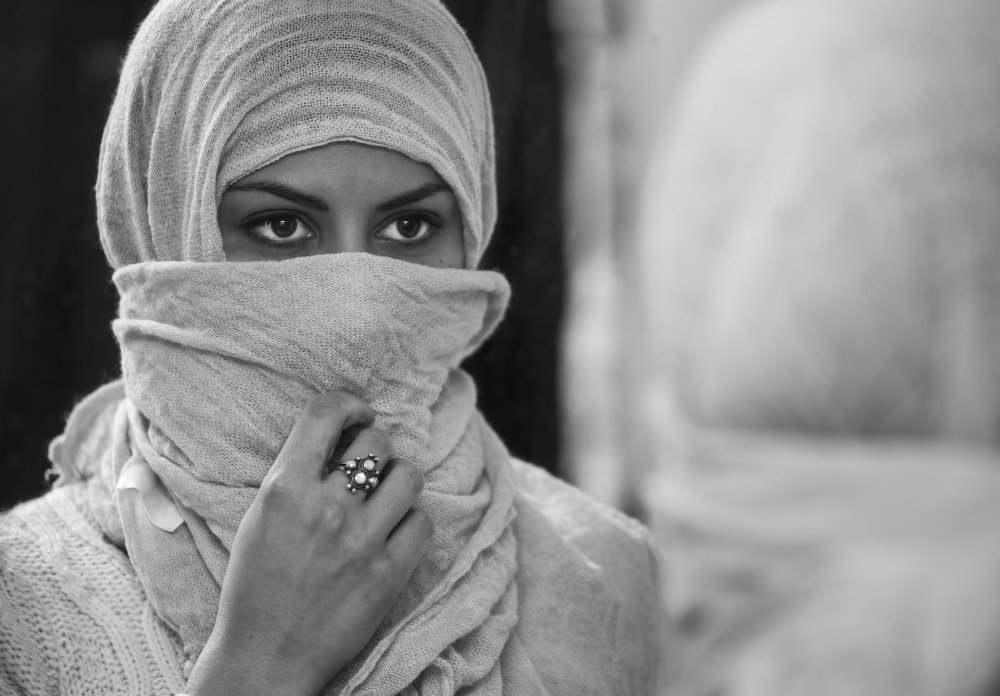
(271, 217), (297, 238)
(396, 218), (420, 238)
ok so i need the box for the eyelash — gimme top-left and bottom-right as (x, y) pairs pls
(240, 211), (441, 249)
(376, 212), (440, 245)
(241, 213), (315, 249)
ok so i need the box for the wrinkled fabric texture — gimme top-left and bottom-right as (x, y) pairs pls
(82, 254), (540, 693)
(97, 0), (494, 270)
(24, 0), (664, 694)
(4, 434), (659, 696)
(636, 0), (1000, 694)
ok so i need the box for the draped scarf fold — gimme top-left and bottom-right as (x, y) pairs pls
(51, 253), (556, 694)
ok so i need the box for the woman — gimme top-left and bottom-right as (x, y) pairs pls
(0, 0), (662, 694)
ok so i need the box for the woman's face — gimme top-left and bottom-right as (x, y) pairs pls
(219, 142), (465, 267)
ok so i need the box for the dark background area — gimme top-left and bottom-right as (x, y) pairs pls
(0, 0), (565, 509)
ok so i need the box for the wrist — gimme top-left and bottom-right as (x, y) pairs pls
(185, 628), (324, 696)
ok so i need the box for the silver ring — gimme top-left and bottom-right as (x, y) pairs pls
(336, 454), (381, 494)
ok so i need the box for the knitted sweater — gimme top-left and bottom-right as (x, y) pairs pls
(0, 460), (662, 695)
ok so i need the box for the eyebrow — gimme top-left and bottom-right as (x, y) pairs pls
(376, 182), (453, 211)
(226, 180), (330, 211)
(225, 180), (453, 213)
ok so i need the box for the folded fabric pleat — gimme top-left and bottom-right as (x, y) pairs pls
(92, 253), (538, 692)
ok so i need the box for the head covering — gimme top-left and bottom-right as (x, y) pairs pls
(635, 0), (1000, 693)
(97, 0), (495, 269)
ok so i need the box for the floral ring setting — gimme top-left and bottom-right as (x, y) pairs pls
(336, 454), (382, 494)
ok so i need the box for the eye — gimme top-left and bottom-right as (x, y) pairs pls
(243, 214), (315, 246)
(376, 215), (435, 244)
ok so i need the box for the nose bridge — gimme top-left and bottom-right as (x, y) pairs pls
(320, 206), (370, 255)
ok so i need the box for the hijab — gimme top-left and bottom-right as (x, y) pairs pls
(97, 0), (494, 269)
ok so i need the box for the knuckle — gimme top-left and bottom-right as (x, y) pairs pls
(303, 391), (347, 419)
(396, 459), (425, 494)
(319, 503), (348, 531)
(365, 428), (394, 456)
(258, 475), (295, 507)
(302, 391), (374, 427)
(342, 528), (374, 560)
(369, 552), (396, 582)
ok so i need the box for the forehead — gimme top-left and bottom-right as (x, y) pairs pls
(236, 142), (446, 190)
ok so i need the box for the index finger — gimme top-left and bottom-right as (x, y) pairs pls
(269, 392), (375, 484)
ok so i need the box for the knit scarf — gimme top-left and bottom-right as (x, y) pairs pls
(68, 253), (544, 694)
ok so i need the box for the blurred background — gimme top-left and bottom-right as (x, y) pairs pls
(0, 0), (738, 510)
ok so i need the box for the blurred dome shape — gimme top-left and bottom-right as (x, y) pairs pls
(638, 0), (1000, 445)
(639, 1), (1000, 694)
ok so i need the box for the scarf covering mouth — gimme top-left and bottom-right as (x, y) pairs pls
(48, 251), (655, 695)
(49, 253), (656, 694)
(80, 252), (540, 693)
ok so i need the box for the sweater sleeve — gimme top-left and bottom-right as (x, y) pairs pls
(0, 530), (59, 696)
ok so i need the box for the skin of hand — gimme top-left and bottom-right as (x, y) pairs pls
(186, 391), (434, 696)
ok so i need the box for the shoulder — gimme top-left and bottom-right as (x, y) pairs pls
(0, 487), (100, 694)
(509, 459), (666, 695)
(0, 485), (183, 695)
(509, 458), (662, 610)
(510, 457), (655, 563)
(0, 482), (126, 577)
(0, 483), (135, 629)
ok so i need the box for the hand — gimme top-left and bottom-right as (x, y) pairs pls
(186, 392), (434, 696)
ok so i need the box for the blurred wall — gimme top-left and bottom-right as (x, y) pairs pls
(0, 0), (565, 509)
(0, 0), (147, 509)
(554, 0), (745, 514)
